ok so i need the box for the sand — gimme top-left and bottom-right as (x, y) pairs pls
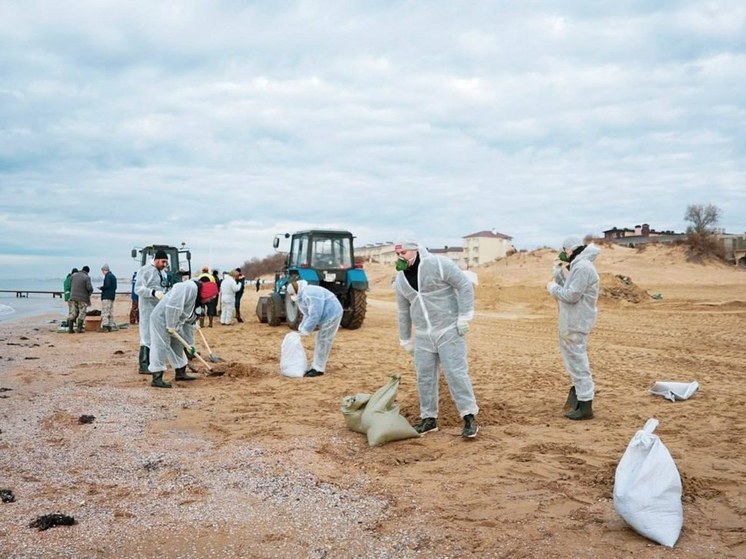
(0, 243), (744, 558)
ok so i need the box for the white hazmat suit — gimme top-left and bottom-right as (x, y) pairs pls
(290, 281), (343, 373)
(148, 281), (199, 374)
(220, 273), (239, 325)
(546, 243), (601, 402)
(394, 246), (478, 420)
(135, 263), (167, 347)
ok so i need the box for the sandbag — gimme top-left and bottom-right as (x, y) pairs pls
(280, 332), (307, 378)
(613, 418), (683, 547)
(341, 375), (420, 447)
(649, 381), (699, 401)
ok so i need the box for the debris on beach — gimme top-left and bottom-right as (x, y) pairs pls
(0, 489), (15, 503)
(600, 273), (652, 303)
(29, 513), (76, 531)
(78, 415), (96, 424)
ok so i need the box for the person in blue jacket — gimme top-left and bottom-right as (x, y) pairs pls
(285, 279), (343, 378)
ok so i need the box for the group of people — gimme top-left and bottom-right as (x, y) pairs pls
(134, 251), (250, 388)
(126, 234), (600, 437)
(63, 265), (118, 333)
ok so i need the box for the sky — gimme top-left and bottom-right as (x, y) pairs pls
(1, 1), (744, 280)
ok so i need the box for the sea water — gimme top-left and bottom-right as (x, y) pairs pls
(0, 278), (76, 324)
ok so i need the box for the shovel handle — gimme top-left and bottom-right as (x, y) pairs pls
(170, 329), (212, 371)
(196, 326), (214, 355)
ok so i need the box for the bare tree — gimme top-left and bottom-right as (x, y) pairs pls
(684, 203), (722, 235)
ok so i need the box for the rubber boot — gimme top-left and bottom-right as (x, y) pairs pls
(174, 366), (196, 381)
(151, 371), (172, 388)
(208, 316), (213, 328)
(199, 317), (205, 328)
(76, 319), (85, 333)
(67, 320), (74, 334)
(563, 386), (577, 412)
(138, 346), (150, 374)
(565, 400), (593, 420)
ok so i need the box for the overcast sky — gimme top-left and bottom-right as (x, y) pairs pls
(1, 1), (744, 280)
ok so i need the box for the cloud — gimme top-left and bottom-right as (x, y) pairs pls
(0, 1), (744, 279)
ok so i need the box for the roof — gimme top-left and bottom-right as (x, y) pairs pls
(463, 230), (513, 240)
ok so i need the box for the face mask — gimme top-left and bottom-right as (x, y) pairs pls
(395, 258), (409, 272)
(558, 251), (569, 263)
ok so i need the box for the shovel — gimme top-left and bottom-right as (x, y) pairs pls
(196, 325), (223, 362)
(170, 329), (212, 372)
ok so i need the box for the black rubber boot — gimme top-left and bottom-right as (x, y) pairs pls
(563, 386), (577, 412)
(151, 371), (172, 388)
(174, 366), (196, 381)
(67, 320), (74, 334)
(76, 319), (85, 333)
(565, 400), (593, 420)
(138, 346), (150, 374)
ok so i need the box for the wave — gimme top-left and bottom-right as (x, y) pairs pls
(0, 304), (16, 316)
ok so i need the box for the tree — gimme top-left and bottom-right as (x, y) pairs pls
(684, 203), (722, 235)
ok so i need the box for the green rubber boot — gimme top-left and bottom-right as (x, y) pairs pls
(67, 320), (74, 334)
(151, 371), (172, 389)
(565, 400), (593, 420)
(76, 319), (85, 333)
(563, 386), (577, 412)
(174, 366), (196, 381)
(138, 346), (150, 374)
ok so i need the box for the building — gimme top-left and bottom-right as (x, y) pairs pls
(356, 229), (514, 269)
(462, 230), (514, 268)
(603, 224), (684, 247)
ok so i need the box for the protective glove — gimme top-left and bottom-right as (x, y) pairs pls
(298, 329), (311, 337)
(400, 339), (414, 354)
(166, 327), (176, 336)
(546, 281), (557, 295)
(456, 320), (470, 336)
(187, 345), (198, 358)
(552, 262), (566, 286)
(152, 290), (164, 301)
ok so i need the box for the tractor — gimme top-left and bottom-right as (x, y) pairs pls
(256, 229), (368, 330)
(131, 243), (192, 291)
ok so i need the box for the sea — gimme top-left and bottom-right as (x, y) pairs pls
(0, 278), (85, 324)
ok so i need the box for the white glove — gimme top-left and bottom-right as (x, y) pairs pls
(546, 281), (557, 295)
(552, 262), (566, 286)
(400, 339), (414, 354)
(152, 290), (164, 301)
(456, 320), (470, 336)
(299, 329), (311, 337)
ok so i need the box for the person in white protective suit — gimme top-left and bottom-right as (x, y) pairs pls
(546, 236), (601, 420)
(148, 278), (219, 388)
(219, 270), (240, 325)
(285, 279), (343, 378)
(393, 240), (479, 439)
(134, 250), (169, 374)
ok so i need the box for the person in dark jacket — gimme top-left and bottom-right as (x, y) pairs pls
(205, 269), (221, 327)
(68, 266), (93, 333)
(63, 267), (79, 320)
(234, 268), (246, 323)
(98, 264), (118, 332)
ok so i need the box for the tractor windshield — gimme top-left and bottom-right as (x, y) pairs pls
(311, 236), (353, 269)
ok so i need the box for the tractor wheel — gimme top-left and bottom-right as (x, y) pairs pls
(266, 293), (284, 326)
(285, 295), (303, 331)
(256, 297), (268, 323)
(341, 288), (367, 329)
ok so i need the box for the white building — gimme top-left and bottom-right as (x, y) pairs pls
(462, 230), (514, 268)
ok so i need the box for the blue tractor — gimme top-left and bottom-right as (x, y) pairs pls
(255, 229), (369, 330)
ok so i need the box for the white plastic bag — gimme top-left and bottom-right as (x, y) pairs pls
(649, 381), (699, 402)
(613, 418), (683, 547)
(280, 332), (307, 378)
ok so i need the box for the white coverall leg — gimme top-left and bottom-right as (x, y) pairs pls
(148, 319), (191, 373)
(559, 331), (594, 401)
(414, 327), (478, 419)
(311, 314), (342, 372)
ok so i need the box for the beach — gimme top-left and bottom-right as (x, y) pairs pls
(0, 244), (744, 558)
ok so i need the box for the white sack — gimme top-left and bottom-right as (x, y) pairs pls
(613, 418), (683, 548)
(649, 381), (699, 402)
(280, 332), (307, 378)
